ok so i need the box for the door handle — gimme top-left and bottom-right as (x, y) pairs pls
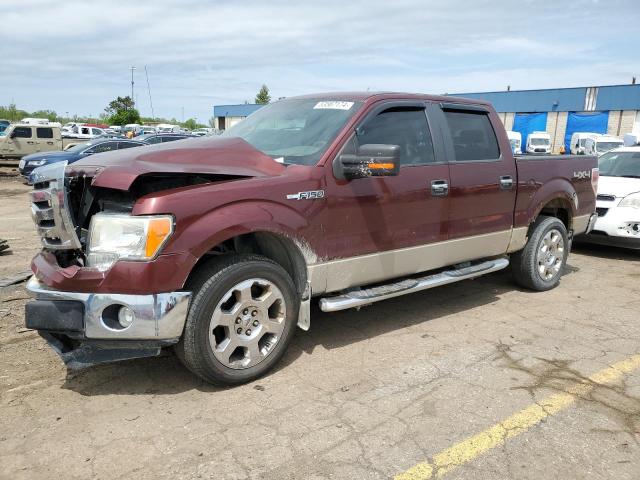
(499, 175), (514, 190)
(431, 179), (449, 197)
(26, 141), (35, 144)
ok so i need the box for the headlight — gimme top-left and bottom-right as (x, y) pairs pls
(619, 192), (640, 209)
(87, 214), (173, 271)
(27, 160), (46, 166)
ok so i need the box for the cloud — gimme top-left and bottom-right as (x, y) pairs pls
(0, 0), (637, 121)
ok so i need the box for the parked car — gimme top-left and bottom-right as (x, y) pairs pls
(135, 133), (193, 144)
(584, 135), (624, 156)
(526, 131), (551, 154)
(0, 119), (9, 135)
(623, 132), (640, 146)
(156, 123), (181, 133)
(506, 130), (522, 154)
(570, 132), (600, 155)
(62, 124), (106, 139)
(578, 146), (640, 249)
(18, 138), (146, 183)
(123, 123), (142, 137)
(24, 92), (598, 385)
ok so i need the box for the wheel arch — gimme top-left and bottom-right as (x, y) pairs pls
(188, 230), (310, 299)
(524, 178), (578, 232)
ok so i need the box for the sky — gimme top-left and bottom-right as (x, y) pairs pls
(1, 0), (638, 123)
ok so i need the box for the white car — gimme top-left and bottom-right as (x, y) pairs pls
(581, 146), (640, 249)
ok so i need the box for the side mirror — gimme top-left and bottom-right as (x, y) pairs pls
(339, 144), (400, 180)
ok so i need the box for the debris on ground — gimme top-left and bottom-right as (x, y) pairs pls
(0, 239), (10, 255)
(0, 271), (32, 288)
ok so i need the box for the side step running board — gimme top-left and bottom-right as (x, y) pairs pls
(319, 257), (510, 312)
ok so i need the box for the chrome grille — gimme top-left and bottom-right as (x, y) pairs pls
(29, 161), (81, 250)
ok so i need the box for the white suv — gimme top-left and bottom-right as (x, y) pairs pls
(582, 146), (640, 249)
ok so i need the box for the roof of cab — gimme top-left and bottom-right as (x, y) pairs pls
(288, 91), (492, 106)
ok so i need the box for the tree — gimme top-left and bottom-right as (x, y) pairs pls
(104, 96), (140, 126)
(31, 109), (58, 122)
(255, 84), (271, 104)
(183, 118), (198, 130)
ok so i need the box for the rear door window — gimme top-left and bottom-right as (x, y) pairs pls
(36, 127), (53, 139)
(442, 109), (500, 161)
(117, 141), (140, 149)
(13, 127), (32, 138)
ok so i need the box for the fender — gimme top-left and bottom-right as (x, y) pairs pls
(169, 199), (315, 261)
(516, 176), (577, 230)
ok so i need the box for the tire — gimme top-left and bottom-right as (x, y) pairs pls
(176, 254), (299, 385)
(511, 215), (569, 291)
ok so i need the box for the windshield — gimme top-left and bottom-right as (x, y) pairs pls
(596, 141), (622, 153)
(222, 98), (363, 165)
(598, 151), (640, 178)
(531, 138), (549, 146)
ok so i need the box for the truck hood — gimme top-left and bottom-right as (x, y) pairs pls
(68, 136), (286, 190)
(598, 175), (640, 198)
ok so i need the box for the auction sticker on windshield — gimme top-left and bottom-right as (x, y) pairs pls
(313, 101), (354, 110)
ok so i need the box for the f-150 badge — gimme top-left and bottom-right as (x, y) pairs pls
(286, 190), (325, 200)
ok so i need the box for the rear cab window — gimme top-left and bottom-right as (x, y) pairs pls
(442, 107), (500, 161)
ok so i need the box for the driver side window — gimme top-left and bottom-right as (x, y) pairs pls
(356, 107), (435, 166)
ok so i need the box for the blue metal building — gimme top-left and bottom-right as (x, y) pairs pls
(450, 84), (640, 152)
(212, 104), (264, 130)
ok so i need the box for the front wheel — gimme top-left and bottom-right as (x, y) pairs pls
(177, 254), (299, 385)
(511, 215), (569, 291)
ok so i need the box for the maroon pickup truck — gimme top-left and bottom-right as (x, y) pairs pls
(25, 92), (599, 385)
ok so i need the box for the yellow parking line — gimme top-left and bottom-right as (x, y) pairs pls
(395, 354), (640, 480)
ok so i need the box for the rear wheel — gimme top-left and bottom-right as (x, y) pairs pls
(511, 215), (569, 291)
(177, 254), (298, 385)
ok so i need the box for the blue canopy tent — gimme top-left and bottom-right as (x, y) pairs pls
(512, 113), (548, 152)
(564, 112), (609, 152)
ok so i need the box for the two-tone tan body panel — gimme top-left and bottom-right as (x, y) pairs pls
(308, 227), (527, 295)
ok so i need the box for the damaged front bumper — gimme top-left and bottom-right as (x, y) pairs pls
(25, 277), (192, 369)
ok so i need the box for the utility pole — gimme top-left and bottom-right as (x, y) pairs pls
(145, 66), (155, 120)
(130, 66), (136, 106)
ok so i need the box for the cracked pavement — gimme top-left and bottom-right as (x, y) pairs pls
(1, 174), (639, 479)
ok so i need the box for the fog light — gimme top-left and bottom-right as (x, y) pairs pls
(118, 307), (135, 328)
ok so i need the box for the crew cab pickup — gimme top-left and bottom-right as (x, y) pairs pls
(24, 92), (599, 385)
